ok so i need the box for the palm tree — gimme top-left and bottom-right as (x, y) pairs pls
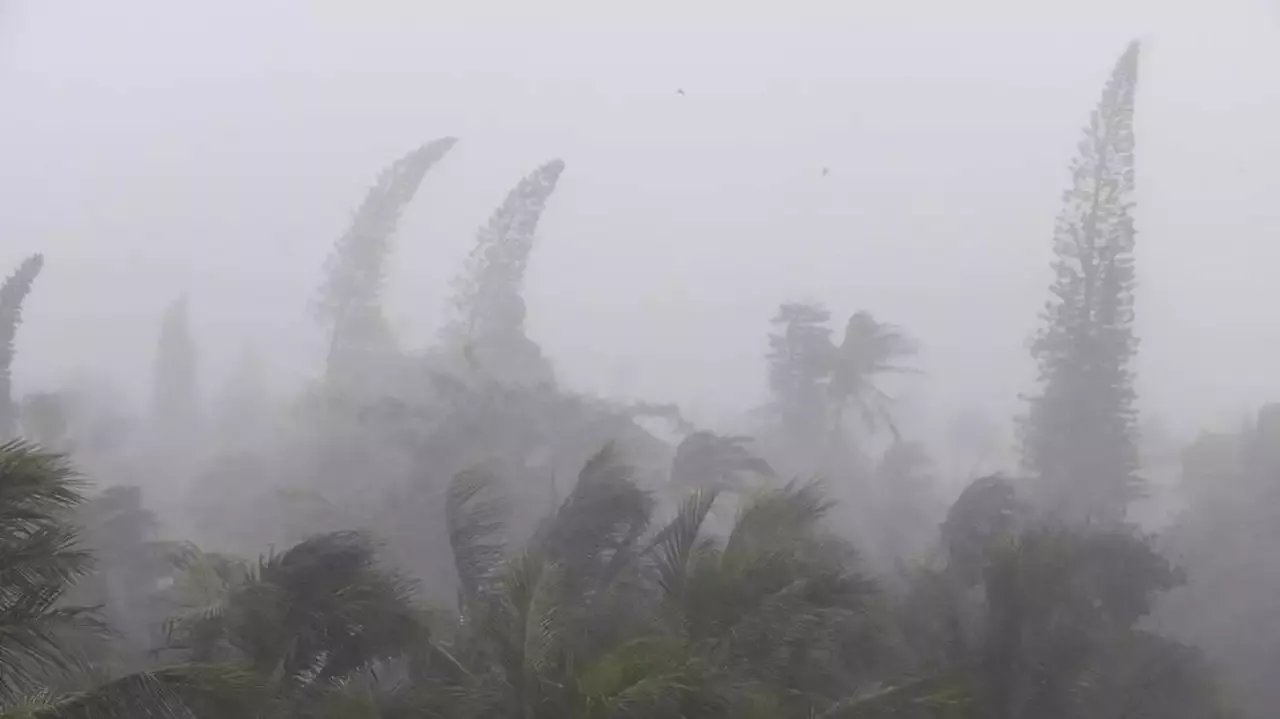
(0, 440), (261, 719)
(669, 432), (774, 494)
(163, 531), (425, 699)
(434, 446), (924, 719)
(0, 440), (98, 703)
(826, 312), (917, 438)
(651, 481), (899, 717)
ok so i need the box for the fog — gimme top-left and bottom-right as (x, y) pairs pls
(2, 2), (1280, 717)
(2, 1), (1276, 436)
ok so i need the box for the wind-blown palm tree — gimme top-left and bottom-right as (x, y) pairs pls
(827, 312), (917, 438)
(0, 440), (98, 703)
(163, 531), (424, 699)
(434, 446), (920, 719)
(0, 441), (261, 719)
(669, 431), (774, 493)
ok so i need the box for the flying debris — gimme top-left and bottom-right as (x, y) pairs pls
(676, 88), (686, 96)
(821, 167), (830, 177)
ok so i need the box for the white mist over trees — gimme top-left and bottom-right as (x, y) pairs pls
(0, 26), (1270, 719)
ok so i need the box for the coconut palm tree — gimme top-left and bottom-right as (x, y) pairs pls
(669, 432), (774, 494)
(0, 440), (99, 703)
(826, 312), (917, 438)
(162, 531), (425, 703)
(0, 440), (262, 719)
(432, 445), (933, 719)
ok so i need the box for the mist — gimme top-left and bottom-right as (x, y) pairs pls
(0, 1), (1278, 717)
(0, 1), (1274, 430)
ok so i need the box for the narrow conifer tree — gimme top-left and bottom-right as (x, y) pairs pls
(1021, 41), (1142, 526)
(317, 137), (457, 385)
(766, 302), (833, 441)
(444, 159), (565, 384)
(0, 254), (43, 439)
(152, 296), (200, 430)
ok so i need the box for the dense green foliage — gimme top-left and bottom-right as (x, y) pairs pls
(0, 440), (1235, 718)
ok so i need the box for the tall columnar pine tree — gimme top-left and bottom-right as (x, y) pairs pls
(1021, 41), (1141, 526)
(444, 159), (565, 385)
(0, 254), (43, 440)
(316, 137), (457, 386)
(152, 296), (200, 431)
(767, 302), (834, 443)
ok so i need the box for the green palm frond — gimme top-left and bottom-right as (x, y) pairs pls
(460, 551), (563, 714)
(4, 664), (267, 719)
(534, 444), (652, 593)
(827, 312), (918, 436)
(300, 658), (453, 719)
(160, 543), (251, 663)
(165, 532), (423, 692)
(446, 469), (507, 610)
(650, 488), (719, 605)
(0, 442), (99, 703)
(0, 440), (86, 537)
(259, 531), (422, 685)
(671, 433), (774, 493)
(725, 480), (833, 560)
(577, 637), (727, 719)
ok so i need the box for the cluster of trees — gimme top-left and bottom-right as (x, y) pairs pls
(0, 438), (1234, 719)
(0, 39), (1265, 717)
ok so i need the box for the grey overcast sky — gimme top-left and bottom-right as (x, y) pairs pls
(0, 0), (1277, 439)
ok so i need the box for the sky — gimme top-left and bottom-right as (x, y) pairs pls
(0, 0), (1278, 447)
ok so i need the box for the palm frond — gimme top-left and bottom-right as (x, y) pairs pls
(534, 444), (652, 594)
(160, 543), (251, 662)
(167, 532), (423, 691)
(650, 488), (719, 605)
(263, 532), (423, 685)
(725, 479), (833, 559)
(6, 664), (266, 719)
(0, 441), (86, 528)
(0, 604), (104, 703)
(0, 442), (97, 703)
(446, 468), (507, 610)
(827, 311), (918, 436)
(578, 637), (728, 719)
(816, 675), (971, 718)
(671, 432), (775, 493)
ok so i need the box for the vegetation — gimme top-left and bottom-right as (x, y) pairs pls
(1020, 42), (1142, 526)
(0, 255), (43, 440)
(0, 38), (1265, 718)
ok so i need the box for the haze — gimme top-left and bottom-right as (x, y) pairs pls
(0, 0), (1275, 440)
(8, 2), (1280, 718)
